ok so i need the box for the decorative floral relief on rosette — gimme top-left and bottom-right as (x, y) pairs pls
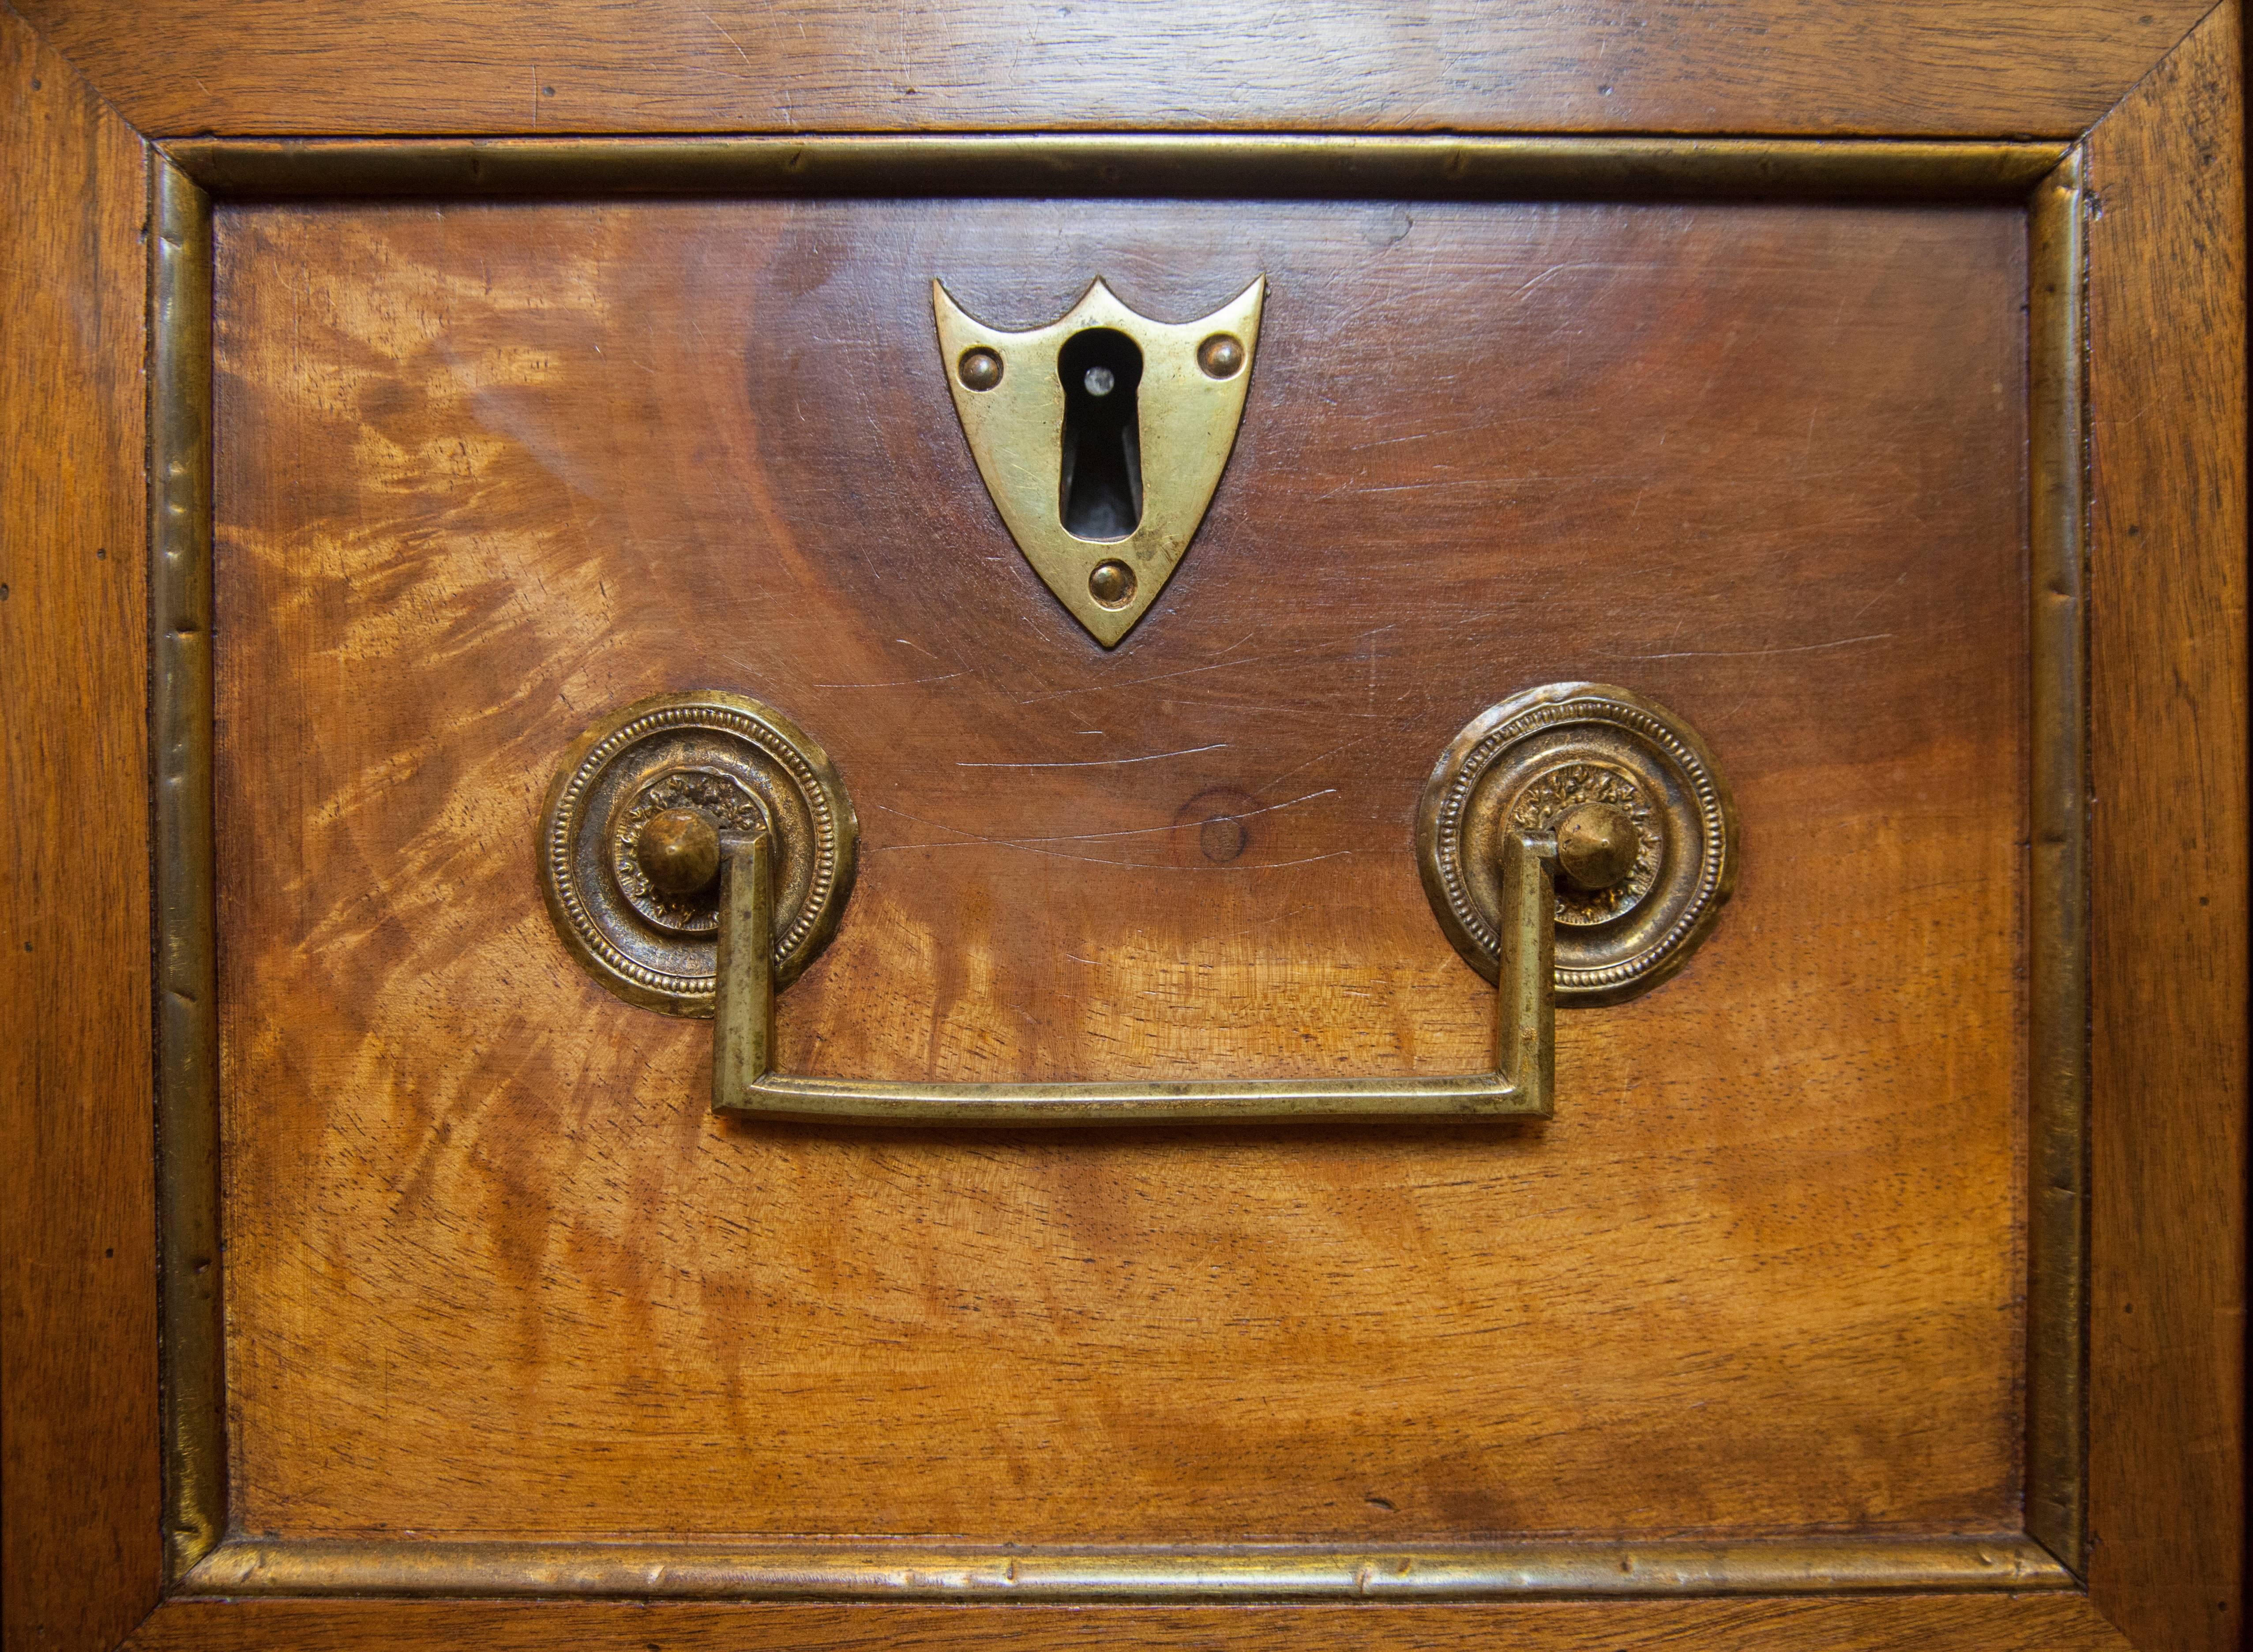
(612, 769), (768, 935)
(1509, 762), (1660, 926)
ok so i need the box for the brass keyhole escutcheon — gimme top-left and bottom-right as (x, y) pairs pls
(932, 276), (1265, 648)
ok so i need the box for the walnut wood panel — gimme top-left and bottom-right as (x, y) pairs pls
(211, 197), (2032, 1545)
(2085, 7), (2249, 1650)
(0, 8), (160, 1651)
(125, 1594), (2137, 1652)
(5, 0), (2222, 141)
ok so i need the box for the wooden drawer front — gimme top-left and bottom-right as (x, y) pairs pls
(210, 194), (2031, 1549)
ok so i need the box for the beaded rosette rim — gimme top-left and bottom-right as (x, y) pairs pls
(1436, 695), (1727, 993)
(543, 699), (845, 999)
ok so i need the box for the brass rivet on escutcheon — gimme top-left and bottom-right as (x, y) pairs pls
(635, 807), (722, 897)
(1088, 559), (1137, 608)
(957, 347), (1003, 391)
(1197, 332), (1245, 378)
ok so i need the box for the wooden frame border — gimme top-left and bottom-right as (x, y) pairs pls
(147, 132), (2093, 1605)
(2081, 8), (2249, 1646)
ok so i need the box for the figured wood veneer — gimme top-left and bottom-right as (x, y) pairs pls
(211, 197), (2032, 1543)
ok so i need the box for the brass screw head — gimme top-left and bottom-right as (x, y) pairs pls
(1087, 559), (1137, 609)
(1553, 802), (1641, 893)
(636, 806), (723, 897)
(957, 347), (1003, 391)
(1197, 333), (1245, 379)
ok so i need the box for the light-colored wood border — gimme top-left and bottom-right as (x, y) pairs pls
(0, 7), (163, 1648)
(4, 0), (2230, 142)
(2084, 5), (2249, 1649)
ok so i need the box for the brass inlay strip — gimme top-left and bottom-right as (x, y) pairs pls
(181, 1534), (2073, 1600)
(150, 154), (223, 1581)
(162, 134), (2067, 203)
(2024, 148), (2091, 1579)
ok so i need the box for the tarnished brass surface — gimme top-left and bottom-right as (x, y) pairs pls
(635, 806), (723, 897)
(538, 691), (857, 1014)
(162, 135), (2068, 203)
(179, 1532), (2073, 1600)
(1087, 559), (1135, 607)
(954, 345), (1003, 390)
(1419, 683), (1737, 1006)
(2025, 148), (2091, 1578)
(934, 276), (1264, 646)
(1554, 801), (1642, 894)
(711, 824), (1555, 1124)
(149, 154), (223, 1583)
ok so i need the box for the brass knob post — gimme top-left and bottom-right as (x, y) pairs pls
(635, 807), (723, 897)
(1553, 802), (1641, 894)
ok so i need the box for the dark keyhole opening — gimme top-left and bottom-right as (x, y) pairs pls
(1057, 328), (1144, 541)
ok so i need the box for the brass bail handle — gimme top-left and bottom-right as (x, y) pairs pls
(537, 683), (1735, 1126)
(702, 823), (1567, 1126)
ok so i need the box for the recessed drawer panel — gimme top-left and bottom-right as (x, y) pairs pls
(210, 195), (2027, 1548)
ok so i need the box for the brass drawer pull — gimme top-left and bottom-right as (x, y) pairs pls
(710, 824), (1558, 1125)
(539, 683), (1734, 1126)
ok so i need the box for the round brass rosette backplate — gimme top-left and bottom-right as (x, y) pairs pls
(538, 691), (858, 1016)
(1418, 683), (1737, 1005)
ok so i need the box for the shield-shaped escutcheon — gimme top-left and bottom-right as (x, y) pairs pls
(933, 276), (1265, 647)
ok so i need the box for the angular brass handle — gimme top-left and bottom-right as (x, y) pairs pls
(538, 683), (1735, 1127)
(712, 826), (1558, 1126)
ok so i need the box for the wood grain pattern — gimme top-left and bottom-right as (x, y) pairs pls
(2084, 5), (2248, 1649)
(5, 0), (2222, 142)
(0, 7), (160, 1649)
(124, 1593), (2137, 1652)
(211, 198), (2032, 1544)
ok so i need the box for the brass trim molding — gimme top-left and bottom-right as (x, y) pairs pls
(180, 1534), (2073, 1601)
(150, 154), (223, 1582)
(161, 133), (2066, 202)
(2024, 151), (2092, 1577)
(149, 133), (2092, 1599)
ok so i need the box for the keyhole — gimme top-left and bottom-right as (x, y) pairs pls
(1057, 328), (1144, 541)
